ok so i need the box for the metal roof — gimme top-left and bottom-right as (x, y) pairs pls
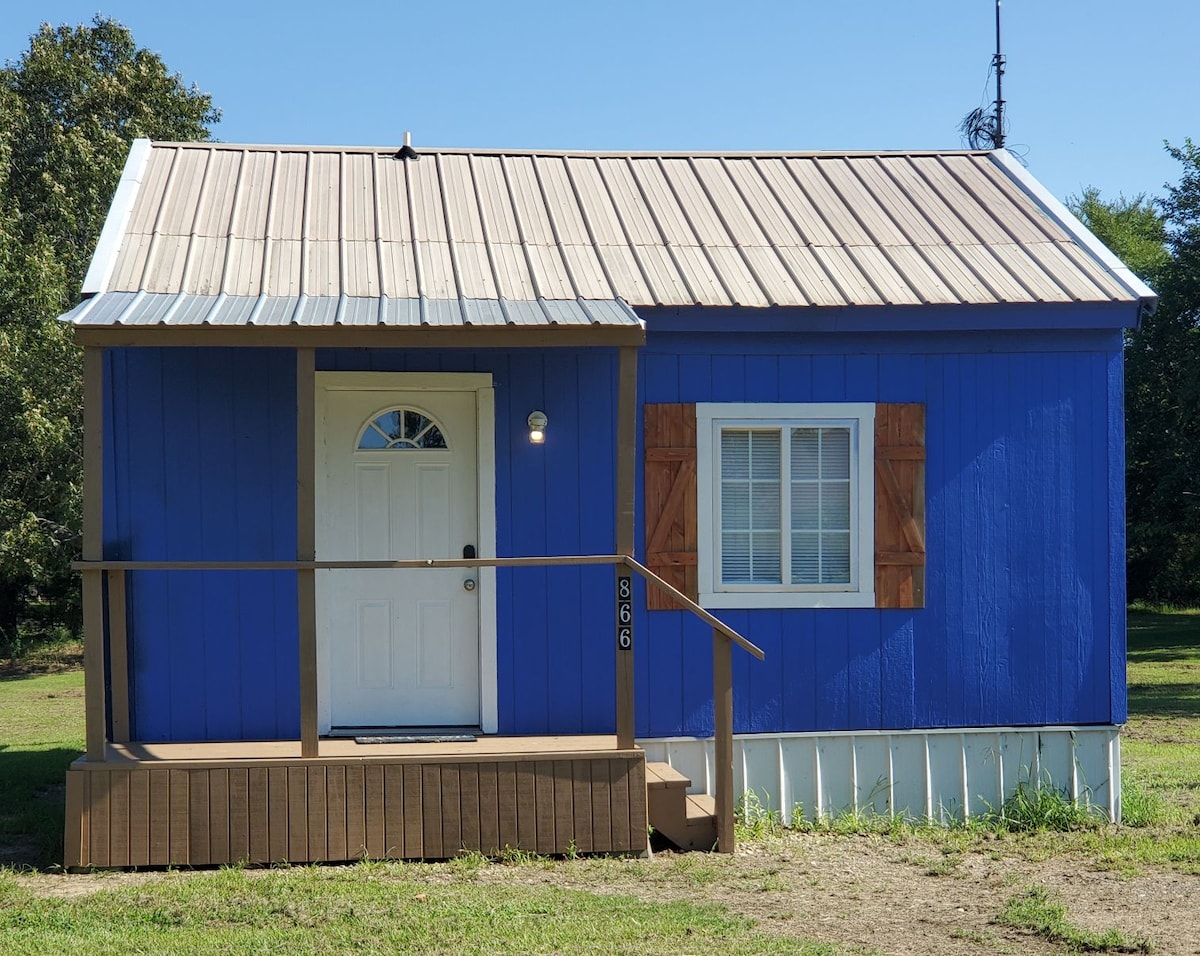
(61, 291), (643, 329)
(67, 140), (1154, 329)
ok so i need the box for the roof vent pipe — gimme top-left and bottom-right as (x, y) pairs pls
(395, 130), (420, 161)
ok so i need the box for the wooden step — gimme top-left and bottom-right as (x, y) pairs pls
(645, 762), (717, 852)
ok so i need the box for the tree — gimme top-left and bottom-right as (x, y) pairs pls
(1072, 143), (1200, 605)
(0, 18), (219, 655)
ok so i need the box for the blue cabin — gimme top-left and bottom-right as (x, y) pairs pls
(60, 141), (1154, 867)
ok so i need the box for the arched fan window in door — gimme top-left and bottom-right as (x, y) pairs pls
(356, 407), (449, 450)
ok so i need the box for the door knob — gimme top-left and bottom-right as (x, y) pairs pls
(463, 578), (477, 592)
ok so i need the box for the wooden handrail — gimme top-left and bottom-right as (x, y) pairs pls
(71, 555), (626, 571)
(621, 557), (764, 660)
(70, 555), (764, 659)
(79, 551), (761, 853)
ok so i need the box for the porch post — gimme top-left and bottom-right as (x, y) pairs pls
(713, 629), (735, 852)
(615, 346), (638, 749)
(82, 346), (107, 761)
(297, 348), (319, 758)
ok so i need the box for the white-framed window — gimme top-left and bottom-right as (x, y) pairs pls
(697, 403), (875, 609)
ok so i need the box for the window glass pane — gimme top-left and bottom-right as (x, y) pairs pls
(415, 426), (447, 449)
(751, 482), (780, 529)
(404, 410), (432, 439)
(722, 532), (751, 582)
(722, 482), (750, 530)
(791, 482), (819, 530)
(791, 532), (820, 584)
(751, 533), (781, 583)
(791, 428), (819, 479)
(822, 532), (852, 583)
(721, 431), (750, 479)
(379, 410), (404, 441)
(750, 431), (780, 479)
(721, 427), (783, 586)
(821, 483), (851, 531)
(359, 425), (389, 449)
(821, 428), (851, 479)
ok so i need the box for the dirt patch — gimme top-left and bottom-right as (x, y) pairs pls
(13, 836), (1199, 954)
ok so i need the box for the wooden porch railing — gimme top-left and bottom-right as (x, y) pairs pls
(73, 554), (763, 853)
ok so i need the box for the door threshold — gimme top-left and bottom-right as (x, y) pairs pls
(329, 726), (482, 744)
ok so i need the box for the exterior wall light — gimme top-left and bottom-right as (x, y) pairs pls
(527, 411), (548, 444)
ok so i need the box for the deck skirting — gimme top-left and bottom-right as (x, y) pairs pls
(65, 750), (647, 868)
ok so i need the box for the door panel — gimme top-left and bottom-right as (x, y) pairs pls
(318, 386), (480, 729)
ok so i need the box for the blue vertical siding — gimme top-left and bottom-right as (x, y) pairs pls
(104, 348), (298, 742)
(106, 328), (1124, 744)
(637, 330), (1124, 737)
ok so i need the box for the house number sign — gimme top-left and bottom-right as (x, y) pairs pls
(616, 576), (633, 651)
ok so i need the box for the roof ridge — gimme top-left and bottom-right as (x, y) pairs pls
(144, 139), (996, 160)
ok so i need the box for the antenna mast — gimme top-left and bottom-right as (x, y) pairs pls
(993, 0), (1005, 149)
(958, 0), (1008, 150)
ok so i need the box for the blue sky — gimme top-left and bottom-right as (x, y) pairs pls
(3, 1), (1196, 205)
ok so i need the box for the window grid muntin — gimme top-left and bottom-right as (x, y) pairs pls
(356, 407), (449, 451)
(715, 418), (858, 592)
(720, 429), (782, 584)
(790, 426), (853, 585)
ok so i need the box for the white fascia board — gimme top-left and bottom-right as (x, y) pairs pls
(991, 149), (1158, 312)
(81, 138), (154, 295)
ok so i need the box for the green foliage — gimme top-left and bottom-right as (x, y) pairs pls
(983, 773), (1104, 833)
(1068, 188), (1171, 285)
(1074, 142), (1200, 605)
(0, 18), (218, 655)
(1119, 775), (1166, 828)
(995, 886), (1150, 953)
(734, 790), (785, 840)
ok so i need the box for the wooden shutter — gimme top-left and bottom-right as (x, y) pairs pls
(644, 403), (698, 610)
(874, 403), (926, 608)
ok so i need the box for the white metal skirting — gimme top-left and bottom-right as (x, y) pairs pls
(638, 726), (1122, 824)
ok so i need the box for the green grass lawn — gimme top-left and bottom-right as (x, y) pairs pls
(2, 610), (1199, 954)
(0, 668), (84, 868)
(1124, 607), (1200, 818)
(0, 863), (837, 956)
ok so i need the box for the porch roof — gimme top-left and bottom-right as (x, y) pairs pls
(59, 291), (645, 345)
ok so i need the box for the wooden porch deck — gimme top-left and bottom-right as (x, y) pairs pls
(65, 736), (647, 869)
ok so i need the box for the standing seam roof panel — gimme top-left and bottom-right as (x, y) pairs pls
(269, 153), (307, 239)
(84, 143), (1143, 311)
(881, 158), (984, 245)
(824, 158), (917, 247)
(230, 150), (275, 239)
(126, 147), (176, 234)
(438, 154), (488, 243)
(561, 158), (625, 245)
(938, 155), (1048, 244)
(342, 152), (377, 242)
(795, 159), (878, 246)
(374, 159), (413, 242)
(307, 152), (341, 241)
(754, 159), (841, 247)
(911, 156), (1016, 245)
(154, 145), (206, 235)
(192, 149), (241, 238)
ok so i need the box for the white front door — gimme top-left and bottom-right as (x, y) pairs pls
(317, 377), (487, 730)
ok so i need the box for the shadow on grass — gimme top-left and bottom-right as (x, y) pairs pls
(1128, 610), (1200, 659)
(0, 745), (81, 870)
(1127, 683), (1200, 721)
